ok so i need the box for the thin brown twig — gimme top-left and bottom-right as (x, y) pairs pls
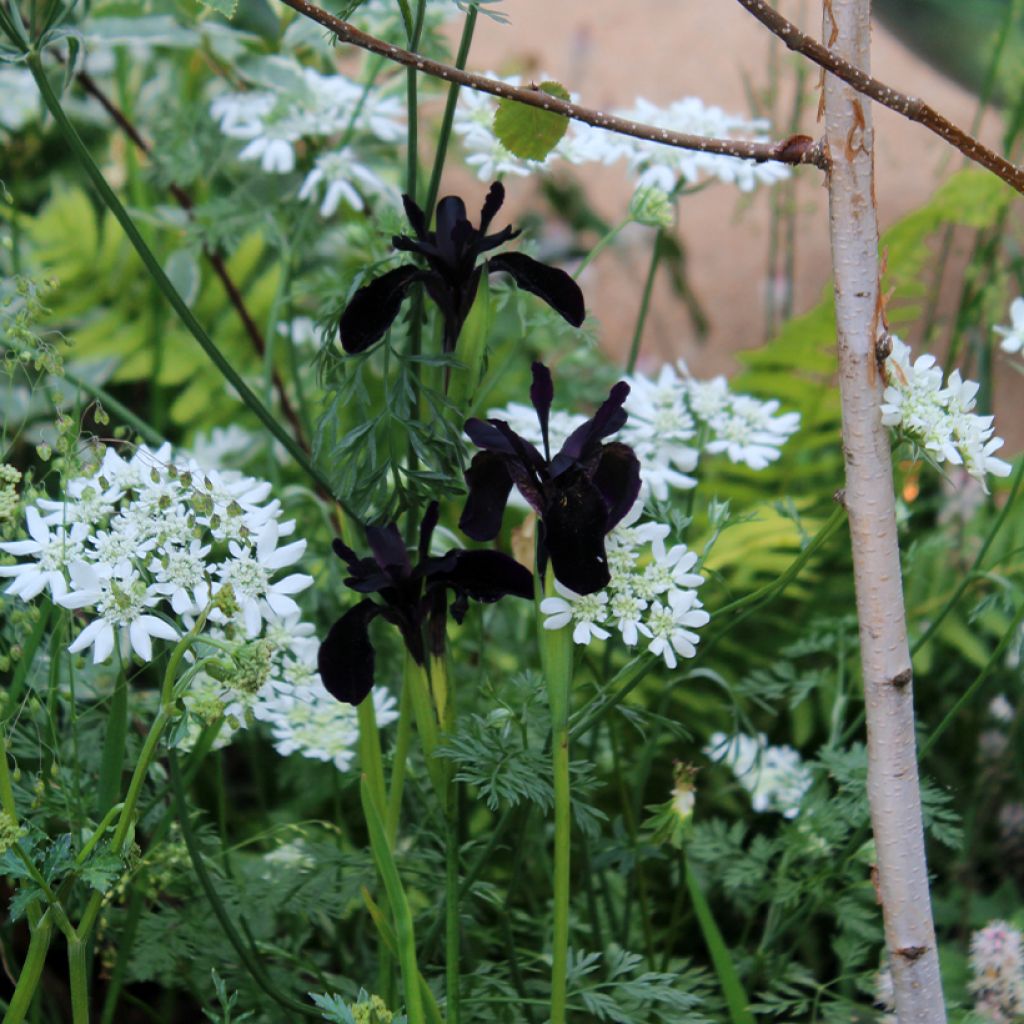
(75, 69), (310, 449)
(734, 0), (1024, 195)
(275, 0), (829, 171)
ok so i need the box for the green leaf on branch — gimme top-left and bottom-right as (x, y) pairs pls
(197, 0), (238, 20)
(494, 81), (570, 161)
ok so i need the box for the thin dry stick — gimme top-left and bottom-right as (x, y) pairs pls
(821, 2), (947, 1021)
(276, 0), (828, 170)
(735, 0), (1024, 194)
(75, 70), (310, 449)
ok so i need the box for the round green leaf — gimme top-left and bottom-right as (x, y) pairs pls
(493, 81), (570, 162)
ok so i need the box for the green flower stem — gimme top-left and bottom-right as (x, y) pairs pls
(168, 750), (321, 1019)
(386, 679), (413, 844)
(539, 568), (574, 1024)
(921, 597), (1024, 759)
(568, 651), (654, 742)
(404, 0), (427, 203)
(625, 227), (663, 374)
(96, 670), (128, 817)
(0, 731), (17, 821)
(405, 655), (447, 809)
(358, 694), (388, 821)
(24, 54), (336, 504)
(3, 598), (51, 721)
(2, 911), (54, 1024)
(360, 775), (426, 1024)
(683, 854), (755, 1024)
(68, 936), (89, 1024)
(422, 3), (479, 218)
(573, 216), (630, 280)
(911, 457), (1023, 657)
(435, 651), (460, 1024)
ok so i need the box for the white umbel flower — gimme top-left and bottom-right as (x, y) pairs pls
(0, 508), (88, 601)
(704, 731), (812, 819)
(59, 563), (178, 664)
(298, 148), (394, 217)
(994, 297), (1024, 355)
(540, 581), (611, 645)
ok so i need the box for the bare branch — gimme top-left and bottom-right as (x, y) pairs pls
(275, 0), (829, 171)
(75, 69), (311, 451)
(735, 0), (1024, 195)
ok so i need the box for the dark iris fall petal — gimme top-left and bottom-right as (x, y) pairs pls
(338, 265), (422, 354)
(541, 473), (612, 595)
(337, 183), (585, 355)
(487, 252), (585, 328)
(318, 600), (380, 706)
(591, 441), (642, 532)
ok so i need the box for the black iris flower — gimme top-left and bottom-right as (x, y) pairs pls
(318, 502), (534, 706)
(459, 363), (642, 596)
(338, 182), (585, 355)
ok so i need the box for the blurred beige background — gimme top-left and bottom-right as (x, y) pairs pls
(444, 0), (1021, 448)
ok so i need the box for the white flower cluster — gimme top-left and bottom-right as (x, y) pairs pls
(622, 362), (800, 498)
(0, 443), (312, 662)
(881, 337), (1012, 491)
(969, 920), (1024, 1022)
(210, 64), (401, 215)
(540, 502), (710, 668)
(454, 81), (789, 192)
(0, 442), (397, 773)
(994, 297), (1024, 356)
(703, 731), (812, 819)
(488, 362), (800, 502)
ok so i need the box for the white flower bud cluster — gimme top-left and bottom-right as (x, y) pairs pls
(540, 502), (709, 668)
(881, 336), (1012, 491)
(209, 64), (400, 215)
(703, 731), (812, 819)
(969, 920), (1024, 1022)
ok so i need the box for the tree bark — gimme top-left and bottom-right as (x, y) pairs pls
(821, 2), (947, 1021)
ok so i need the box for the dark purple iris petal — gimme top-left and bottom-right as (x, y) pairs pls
(366, 523), (411, 577)
(402, 194), (429, 239)
(542, 473), (612, 595)
(459, 451), (515, 540)
(339, 265), (423, 354)
(418, 501), (441, 561)
(488, 251), (585, 328)
(440, 549), (534, 607)
(337, 183), (586, 357)
(530, 362), (554, 459)
(318, 600), (380, 706)
(553, 381), (631, 471)
(591, 442), (642, 531)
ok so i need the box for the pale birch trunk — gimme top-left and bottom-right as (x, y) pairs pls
(821, 2), (947, 1020)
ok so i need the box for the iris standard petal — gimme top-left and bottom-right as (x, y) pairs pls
(487, 251), (585, 327)
(435, 195), (469, 267)
(339, 265), (422, 353)
(591, 441), (642, 531)
(318, 599), (380, 706)
(459, 451), (515, 540)
(542, 473), (612, 595)
(530, 362), (555, 459)
(477, 180), (505, 235)
(402, 193), (429, 239)
(554, 381), (630, 468)
(366, 522), (411, 577)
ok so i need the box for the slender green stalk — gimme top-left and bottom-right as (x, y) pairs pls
(921, 598), (1024, 760)
(404, 0), (426, 203)
(423, 4), (479, 217)
(911, 458), (1023, 656)
(684, 854), (755, 1024)
(386, 679), (413, 844)
(360, 776), (426, 1024)
(445, 793), (461, 1024)
(538, 568), (574, 1024)
(358, 695), (388, 819)
(96, 670), (128, 816)
(573, 216), (630, 280)
(626, 228), (663, 373)
(168, 751), (321, 1018)
(68, 937), (89, 1024)
(0, 731), (17, 821)
(2, 913), (54, 1024)
(3, 599), (51, 719)
(24, 55), (336, 502)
